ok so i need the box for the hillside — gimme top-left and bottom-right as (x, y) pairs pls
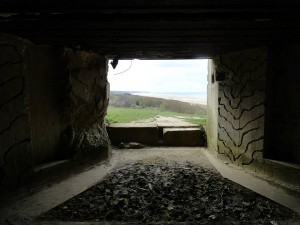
(109, 92), (207, 115)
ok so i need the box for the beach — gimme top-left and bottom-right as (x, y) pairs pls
(131, 92), (207, 105)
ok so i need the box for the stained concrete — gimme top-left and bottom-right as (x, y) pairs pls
(0, 148), (299, 225)
(163, 128), (202, 146)
(108, 126), (160, 146)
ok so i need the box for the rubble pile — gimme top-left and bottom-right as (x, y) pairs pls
(42, 162), (296, 224)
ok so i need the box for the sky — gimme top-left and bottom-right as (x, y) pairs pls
(107, 59), (208, 93)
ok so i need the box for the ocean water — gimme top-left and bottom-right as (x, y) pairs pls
(134, 92), (207, 99)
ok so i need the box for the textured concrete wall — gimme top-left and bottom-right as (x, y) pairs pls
(0, 34), (110, 192)
(62, 50), (111, 159)
(207, 47), (300, 188)
(209, 48), (267, 166)
(0, 34), (33, 188)
(265, 45), (300, 164)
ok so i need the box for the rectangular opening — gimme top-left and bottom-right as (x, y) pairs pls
(106, 59), (208, 147)
(107, 59), (208, 125)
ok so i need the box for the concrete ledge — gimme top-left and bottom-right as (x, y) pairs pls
(204, 150), (300, 215)
(28, 150), (109, 187)
(0, 149), (110, 201)
(263, 159), (300, 190)
(34, 160), (70, 172)
(163, 128), (201, 146)
(107, 126), (159, 145)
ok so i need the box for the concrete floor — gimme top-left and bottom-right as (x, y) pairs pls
(0, 147), (299, 225)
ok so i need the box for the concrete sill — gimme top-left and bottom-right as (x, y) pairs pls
(34, 159), (71, 172)
(265, 159), (300, 170)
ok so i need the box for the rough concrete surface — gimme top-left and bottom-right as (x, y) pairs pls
(163, 128), (202, 146)
(108, 116), (202, 146)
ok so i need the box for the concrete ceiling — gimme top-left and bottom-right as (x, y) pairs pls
(1, 0), (300, 58)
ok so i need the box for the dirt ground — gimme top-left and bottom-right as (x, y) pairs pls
(110, 148), (213, 169)
(111, 115), (198, 127)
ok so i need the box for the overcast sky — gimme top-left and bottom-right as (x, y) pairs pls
(108, 59), (208, 93)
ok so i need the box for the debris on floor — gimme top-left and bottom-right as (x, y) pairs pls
(119, 142), (145, 149)
(40, 162), (297, 224)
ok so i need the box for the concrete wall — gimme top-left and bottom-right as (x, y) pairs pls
(207, 60), (219, 154)
(28, 46), (68, 165)
(0, 34), (110, 192)
(0, 34), (33, 189)
(207, 47), (300, 188)
(208, 47), (267, 166)
(265, 45), (300, 164)
(62, 50), (111, 159)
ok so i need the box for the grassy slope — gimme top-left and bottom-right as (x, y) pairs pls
(106, 106), (207, 125)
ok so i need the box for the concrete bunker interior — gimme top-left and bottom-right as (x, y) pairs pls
(0, 0), (300, 224)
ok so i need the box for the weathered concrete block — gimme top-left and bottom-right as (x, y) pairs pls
(163, 128), (202, 146)
(108, 125), (159, 146)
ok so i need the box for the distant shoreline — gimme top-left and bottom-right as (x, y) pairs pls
(131, 92), (207, 105)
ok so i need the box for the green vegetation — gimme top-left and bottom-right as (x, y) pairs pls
(106, 106), (207, 125)
(185, 117), (207, 125)
(106, 93), (207, 126)
(110, 93), (207, 115)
